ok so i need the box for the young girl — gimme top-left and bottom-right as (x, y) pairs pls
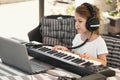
(52, 3), (108, 66)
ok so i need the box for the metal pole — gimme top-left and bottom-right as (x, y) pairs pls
(39, 0), (44, 20)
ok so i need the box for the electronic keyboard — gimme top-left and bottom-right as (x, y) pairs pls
(26, 43), (115, 77)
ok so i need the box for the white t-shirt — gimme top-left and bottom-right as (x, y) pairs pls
(72, 34), (108, 58)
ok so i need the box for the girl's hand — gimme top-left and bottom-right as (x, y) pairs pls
(79, 53), (95, 60)
(52, 45), (70, 52)
(79, 53), (107, 66)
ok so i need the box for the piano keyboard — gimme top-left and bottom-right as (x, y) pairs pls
(27, 45), (115, 77)
(37, 46), (101, 66)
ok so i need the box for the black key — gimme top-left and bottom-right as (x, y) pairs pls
(82, 61), (93, 66)
(64, 56), (74, 60)
(38, 47), (51, 52)
(71, 58), (85, 64)
(47, 50), (57, 54)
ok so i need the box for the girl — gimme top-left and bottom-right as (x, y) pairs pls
(52, 3), (108, 66)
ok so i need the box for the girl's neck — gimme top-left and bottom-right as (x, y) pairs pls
(81, 32), (99, 42)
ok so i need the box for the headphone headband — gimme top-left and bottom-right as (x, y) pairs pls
(82, 3), (96, 18)
(81, 3), (100, 32)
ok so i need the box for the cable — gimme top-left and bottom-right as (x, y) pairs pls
(26, 38), (88, 50)
(26, 32), (93, 50)
(26, 38), (88, 49)
(67, 38), (88, 49)
(26, 43), (54, 47)
(68, 32), (93, 49)
(46, 72), (77, 80)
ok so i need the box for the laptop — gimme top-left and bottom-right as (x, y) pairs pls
(0, 37), (53, 74)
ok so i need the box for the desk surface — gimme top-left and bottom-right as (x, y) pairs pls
(0, 58), (82, 80)
(0, 58), (120, 80)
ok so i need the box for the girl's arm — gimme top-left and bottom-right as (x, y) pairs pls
(79, 53), (107, 66)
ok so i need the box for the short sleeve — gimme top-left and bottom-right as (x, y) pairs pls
(96, 38), (108, 55)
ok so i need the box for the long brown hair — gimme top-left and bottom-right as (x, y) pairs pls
(75, 3), (100, 34)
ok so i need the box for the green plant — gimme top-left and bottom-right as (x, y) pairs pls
(65, 5), (75, 15)
(105, 0), (113, 4)
(109, 11), (120, 17)
(106, 0), (120, 17)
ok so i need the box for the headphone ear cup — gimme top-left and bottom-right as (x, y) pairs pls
(86, 17), (100, 31)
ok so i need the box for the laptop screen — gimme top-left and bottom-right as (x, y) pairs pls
(0, 37), (33, 74)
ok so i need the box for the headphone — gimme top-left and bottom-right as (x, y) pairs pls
(82, 3), (100, 32)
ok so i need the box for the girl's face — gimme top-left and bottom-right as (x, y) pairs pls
(74, 12), (88, 33)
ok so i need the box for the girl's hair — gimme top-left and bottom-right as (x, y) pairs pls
(75, 4), (100, 34)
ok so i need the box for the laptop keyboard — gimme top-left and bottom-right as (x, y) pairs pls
(30, 61), (48, 73)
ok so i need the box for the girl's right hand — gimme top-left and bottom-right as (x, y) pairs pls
(52, 45), (70, 52)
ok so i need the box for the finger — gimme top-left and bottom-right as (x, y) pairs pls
(79, 54), (85, 58)
(52, 46), (59, 51)
(80, 54), (88, 59)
